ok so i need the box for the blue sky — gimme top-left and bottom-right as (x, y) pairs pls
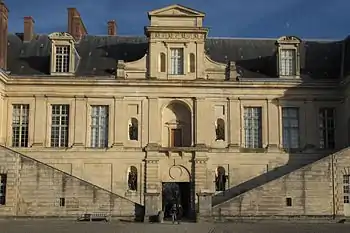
(5, 0), (349, 39)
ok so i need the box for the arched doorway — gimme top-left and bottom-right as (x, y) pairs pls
(162, 182), (191, 220)
(162, 101), (192, 147)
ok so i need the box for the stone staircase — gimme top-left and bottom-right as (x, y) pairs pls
(0, 145), (144, 220)
(211, 148), (350, 219)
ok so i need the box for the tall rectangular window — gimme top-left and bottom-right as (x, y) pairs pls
(51, 105), (69, 147)
(244, 107), (262, 148)
(91, 106), (109, 148)
(280, 49), (296, 76)
(0, 174), (7, 205)
(170, 48), (184, 75)
(12, 104), (29, 147)
(282, 107), (300, 149)
(319, 107), (335, 149)
(55, 45), (70, 73)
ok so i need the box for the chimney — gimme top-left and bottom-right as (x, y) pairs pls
(0, 1), (9, 70)
(67, 7), (87, 41)
(23, 16), (35, 42)
(107, 20), (116, 35)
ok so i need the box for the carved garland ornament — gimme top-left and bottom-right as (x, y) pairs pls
(151, 32), (205, 40)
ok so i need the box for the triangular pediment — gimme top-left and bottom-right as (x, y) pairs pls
(148, 4), (205, 18)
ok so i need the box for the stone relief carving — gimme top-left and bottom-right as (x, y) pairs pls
(151, 32), (204, 40)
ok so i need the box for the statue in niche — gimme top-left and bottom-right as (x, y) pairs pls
(215, 119), (225, 141)
(129, 118), (138, 141)
(128, 166), (137, 191)
(215, 166), (227, 192)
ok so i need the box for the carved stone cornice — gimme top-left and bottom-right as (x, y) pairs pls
(149, 32), (206, 40)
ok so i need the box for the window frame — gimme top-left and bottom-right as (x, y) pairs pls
(169, 48), (184, 75)
(90, 105), (109, 148)
(0, 174), (7, 205)
(282, 107), (300, 149)
(50, 104), (70, 148)
(11, 104), (29, 148)
(243, 107), (263, 148)
(319, 107), (336, 149)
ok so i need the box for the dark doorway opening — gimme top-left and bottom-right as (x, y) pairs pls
(162, 182), (192, 221)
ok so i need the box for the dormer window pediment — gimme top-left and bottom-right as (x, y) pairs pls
(276, 36), (301, 78)
(48, 32), (80, 76)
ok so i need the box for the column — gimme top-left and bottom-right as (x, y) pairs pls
(144, 156), (160, 222)
(195, 97), (207, 146)
(72, 96), (86, 147)
(148, 97), (160, 147)
(112, 97), (125, 147)
(304, 99), (318, 148)
(228, 98), (240, 149)
(32, 95), (47, 147)
(267, 99), (280, 151)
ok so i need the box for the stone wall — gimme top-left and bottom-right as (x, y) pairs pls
(0, 147), (143, 219)
(212, 148), (350, 218)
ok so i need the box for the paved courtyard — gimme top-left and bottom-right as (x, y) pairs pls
(0, 219), (350, 233)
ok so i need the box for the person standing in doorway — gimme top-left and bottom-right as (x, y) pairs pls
(171, 203), (179, 224)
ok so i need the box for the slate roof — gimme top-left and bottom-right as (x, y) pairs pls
(6, 33), (344, 79)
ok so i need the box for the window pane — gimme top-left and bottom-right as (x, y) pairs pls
(319, 108), (335, 149)
(51, 105), (69, 147)
(91, 106), (109, 148)
(12, 104), (29, 147)
(280, 49), (296, 76)
(170, 48), (184, 75)
(244, 107), (262, 148)
(282, 107), (299, 149)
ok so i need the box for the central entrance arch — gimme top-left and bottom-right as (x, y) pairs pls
(162, 182), (191, 220)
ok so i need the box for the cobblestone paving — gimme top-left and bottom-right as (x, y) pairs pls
(0, 220), (350, 233)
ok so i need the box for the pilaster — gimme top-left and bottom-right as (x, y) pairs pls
(148, 97), (160, 146)
(228, 98), (240, 150)
(196, 190), (213, 222)
(72, 96), (86, 147)
(32, 95), (47, 147)
(304, 99), (318, 148)
(144, 155), (160, 222)
(195, 97), (208, 146)
(112, 96), (124, 147)
(267, 99), (280, 151)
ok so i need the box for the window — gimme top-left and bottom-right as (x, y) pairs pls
(59, 197), (65, 207)
(0, 174), (6, 205)
(160, 53), (166, 72)
(128, 118), (138, 141)
(189, 53), (195, 73)
(170, 48), (184, 75)
(91, 106), (109, 148)
(319, 108), (335, 149)
(282, 107), (300, 149)
(128, 166), (137, 191)
(170, 128), (182, 147)
(344, 175), (350, 203)
(280, 49), (296, 76)
(286, 197), (292, 207)
(12, 104), (29, 147)
(215, 166), (227, 192)
(244, 107), (262, 148)
(215, 118), (225, 141)
(55, 45), (70, 73)
(51, 105), (69, 147)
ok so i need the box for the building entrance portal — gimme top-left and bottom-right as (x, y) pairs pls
(162, 182), (192, 220)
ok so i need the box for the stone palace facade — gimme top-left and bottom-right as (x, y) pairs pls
(1, 2), (350, 221)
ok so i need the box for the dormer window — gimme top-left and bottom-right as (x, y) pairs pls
(55, 45), (70, 73)
(280, 49), (296, 76)
(48, 32), (80, 76)
(276, 36), (301, 78)
(170, 48), (184, 75)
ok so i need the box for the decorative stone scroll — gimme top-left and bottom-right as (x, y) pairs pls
(150, 32), (205, 40)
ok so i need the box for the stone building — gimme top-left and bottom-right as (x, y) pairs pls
(1, 2), (350, 221)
